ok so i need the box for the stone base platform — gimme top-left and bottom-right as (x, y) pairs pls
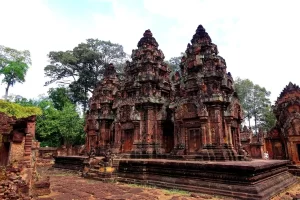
(288, 164), (300, 176)
(117, 159), (298, 200)
(53, 156), (88, 171)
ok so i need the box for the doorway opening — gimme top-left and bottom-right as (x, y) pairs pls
(188, 128), (201, 153)
(0, 142), (10, 166)
(297, 144), (300, 161)
(122, 129), (134, 153)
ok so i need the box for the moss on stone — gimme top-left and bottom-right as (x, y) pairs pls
(0, 100), (42, 119)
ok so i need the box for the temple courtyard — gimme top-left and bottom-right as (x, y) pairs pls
(35, 167), (299, 200)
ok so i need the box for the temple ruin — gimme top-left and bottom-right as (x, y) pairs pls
(0, 111), (50, 198)
(85, 25), (245, 160)
(265, 82), (300, 164)
(76, 25), (300, 199)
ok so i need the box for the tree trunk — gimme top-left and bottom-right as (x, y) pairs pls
(4, 84), (10, 99)
(248, 114), (251, 128)
(254, 115), (257, 135)
(83, 86), (88, 113)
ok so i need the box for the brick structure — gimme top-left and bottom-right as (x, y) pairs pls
(265, 82), (300, 163)
(85, 26), (244, 160)
(0, 112), (50, 198)
(240, 126), (264, 159)
(85, 63), (120, 155)
(77, 25), (299, 199)
(170, 25), (243, 160)
(0, 113), (36, 166)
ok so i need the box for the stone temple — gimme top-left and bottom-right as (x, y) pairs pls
(85, 25), (243, 160)
(81, 25), (298, 199)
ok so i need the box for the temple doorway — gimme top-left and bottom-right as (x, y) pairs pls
(297, 144), (300, 161)
(163, 120), (174, 153)
(188, 128), (201, 153)
(0, 142), (10, 166)
(122, 130), (134, 153)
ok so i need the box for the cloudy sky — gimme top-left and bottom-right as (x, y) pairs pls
(0, 0), (299, 104)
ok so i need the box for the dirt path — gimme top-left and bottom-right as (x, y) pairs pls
(36, 168), (300, 200)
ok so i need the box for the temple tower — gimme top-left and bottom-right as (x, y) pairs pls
(265, 82), (300, 163)
(85, 64), (120, 154)
(170, 25), (243, 160)
(113, 30), (172, 156)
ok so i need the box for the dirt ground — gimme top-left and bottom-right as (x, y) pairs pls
(36, 167), (300, 200)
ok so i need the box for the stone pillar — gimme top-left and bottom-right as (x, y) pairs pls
(133, 121), (140, 143)
(201, 123), (207, 146)
(100, 121), (106, 147)
(227, 123), (232, 145)
(207, 121), (212, 145)
(223, 119), (228, 144)
(215, 108), (223, 146)
(147, 107), (154, 144)
(174, 123), (179, 148)
(157, 121), (164, 154)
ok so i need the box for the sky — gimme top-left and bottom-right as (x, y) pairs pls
(0, 0), (299, 104)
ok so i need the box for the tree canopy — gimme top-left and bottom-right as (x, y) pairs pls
(44, 39), (128, 112)
(234, 77), (276, 132)
(15, 90), (84, 147)
(0, 45), (31, 99)
(0, 99), (41, 119)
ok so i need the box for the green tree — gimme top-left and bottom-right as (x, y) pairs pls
(234, 78), (254, 127)
(0, 45), (31, 99)
(15, 95), (85, 147)
(57, 102), (84, 147)
(260, 104), (276, 131)
(48, 87), (73, 110)
(251, 84), (271, 132)
(234, 77), (274, 133)
(44, 39), (127, 112)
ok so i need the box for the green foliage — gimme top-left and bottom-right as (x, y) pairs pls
(44, 39), (128, 112)
(0, 45), (31, 98)
(0, 99), (42, 118)
(48, 87), (73, 110)
(234, 77), (275, 132)
(15, 93), (85, 147)
(57, 102), (85, 146)
(260, 105), (276, 131)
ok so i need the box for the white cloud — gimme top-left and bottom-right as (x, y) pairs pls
(1, 0), (300, 105)
(0, 0), (87, 99)
(143, 0), (300, 103)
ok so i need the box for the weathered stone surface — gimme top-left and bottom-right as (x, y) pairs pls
(84, 25), (245, 161)
(265, 82), (300, 167)
(48, 24), (295, 200)
(118, 159), (298, 200)
(0, 112), (50, 198)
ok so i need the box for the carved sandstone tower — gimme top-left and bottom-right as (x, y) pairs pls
(265, 82), (300, 164)
(85, 64), (120, 154)
(113, 30), (172, 156)
(170, 25), (243, 160)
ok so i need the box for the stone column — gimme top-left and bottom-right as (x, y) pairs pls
(227, 123), (232, 146)
(207, 121), (212, 145)
(174, 123), (179, 148)
(157, 121), (164, 154)
(100, 121), (106, 147)
(201, 123), (207, 147)
(147, 107), (154, 144)
(133, 121), (140, 143)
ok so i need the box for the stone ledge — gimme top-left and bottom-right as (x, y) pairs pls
(117, 159), (298, 200)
